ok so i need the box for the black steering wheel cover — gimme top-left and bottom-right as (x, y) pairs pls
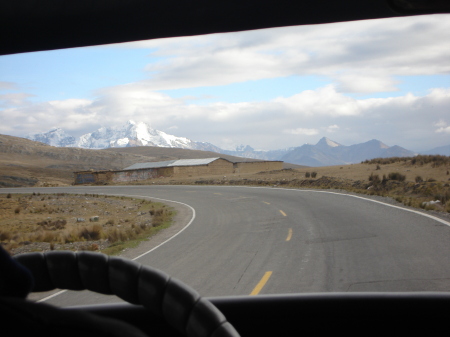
(46, 250), (84, 290)
(15, 251), (53, 292)
(186, 298), (227, 337)
(108, 256), (142, 304)
(13, 251), (240, 337)
(78, 251), (112, 294)
(163, 277), (201, 333)
(137, 265), (170, 316)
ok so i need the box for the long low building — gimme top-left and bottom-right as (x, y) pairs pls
(74, 157), (283, 185)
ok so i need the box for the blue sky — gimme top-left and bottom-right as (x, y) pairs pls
(1, 14), (450, 152)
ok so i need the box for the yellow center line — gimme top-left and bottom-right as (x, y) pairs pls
(286, 228), (293, 241)
(279, 210), (287, 216)
(263, 201), (270, 205)
(214, 193), (222, 195)
(250, 271), (273, 295)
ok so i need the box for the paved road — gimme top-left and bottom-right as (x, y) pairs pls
(3, 185), (450, 306)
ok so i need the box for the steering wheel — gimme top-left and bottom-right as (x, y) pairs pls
(12, 251), (240, 337)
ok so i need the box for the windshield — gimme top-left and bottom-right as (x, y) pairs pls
(1, 14), (450, 305)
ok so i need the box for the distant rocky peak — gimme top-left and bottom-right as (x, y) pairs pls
(365, 139), (389, 149)
(316, 137), (341, 148)
(235, 144), (255, 152)
(26, 128), (76, 147)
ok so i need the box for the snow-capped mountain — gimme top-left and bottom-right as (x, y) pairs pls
(27, 128), (77, 147)
(77, 120), (199, 149)
(27, 120), (221, 152)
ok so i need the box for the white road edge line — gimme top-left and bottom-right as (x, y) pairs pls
(38, 194), (196, 302)
(295, 189), (450, 227)
(37, 290), (67, 302)
(226, 185), (450, 228)
(128, 195), (196, 261)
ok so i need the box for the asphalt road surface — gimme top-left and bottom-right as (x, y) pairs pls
(3, 185), (450, 306)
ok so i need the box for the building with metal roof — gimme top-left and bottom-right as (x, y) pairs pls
(123, 158), (221, 170)
(74, 157), (283, 185)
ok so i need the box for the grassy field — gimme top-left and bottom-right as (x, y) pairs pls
(0, 193), (175, 255)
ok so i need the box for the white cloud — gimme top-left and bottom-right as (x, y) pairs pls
(283, 128), (319, 136)
(106, 14), (450, 93)
(274, 85), (361, 116)
(334, 73), (400, 93)
(0, 82), (17, 91)
(325, 125), (339, 133)
(2, 84), (450, 151)
(435, 120), (450, 134)
(436, 126), (450, 134)
(0, 92), (34, 107)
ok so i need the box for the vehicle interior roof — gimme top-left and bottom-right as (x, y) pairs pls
(1, 0), (449, 55)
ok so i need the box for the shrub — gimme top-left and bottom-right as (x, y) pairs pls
(368, 173), (380, 183)
(415, 176), (423, 183)
(388, 172), (406, 182)
(311, 171), (318, 178)
(6, 193), (11, 199)
(106, 228), (127, 243)
(79, 224), (103, 240)
(0, 231), (12, 241)
(305, 172), (311, 178)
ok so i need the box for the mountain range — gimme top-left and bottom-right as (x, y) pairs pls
(26, 120), (432, 167)
(28, 120), (223, 152)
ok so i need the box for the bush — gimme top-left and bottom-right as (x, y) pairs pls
(364, 155), (450, 167)
(79, 224), (103, 240)
(368, 173), (380, 183)
(305, 172), (311, 178)
(311, 171), (317, 178)
(388, 172), (406, 182)
(415, 176), (423, 183)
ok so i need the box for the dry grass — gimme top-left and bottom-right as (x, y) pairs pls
(0, 193), (174, 255)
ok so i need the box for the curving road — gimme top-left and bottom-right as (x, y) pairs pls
(3, 185), (450, 306)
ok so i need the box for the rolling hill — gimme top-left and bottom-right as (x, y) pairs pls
(0, 134), (300, 187)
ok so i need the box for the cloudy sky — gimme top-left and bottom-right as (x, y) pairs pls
(1, 14), (449, 152)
